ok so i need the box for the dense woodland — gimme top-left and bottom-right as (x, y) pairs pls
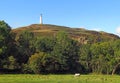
(1, 20), (120, 75)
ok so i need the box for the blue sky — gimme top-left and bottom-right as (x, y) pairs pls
(0, 0), (120, 35)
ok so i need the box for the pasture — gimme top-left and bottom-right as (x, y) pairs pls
(0, 74), (119, 83)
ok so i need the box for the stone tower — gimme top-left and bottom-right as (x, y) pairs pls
(40, 14), (43, 24)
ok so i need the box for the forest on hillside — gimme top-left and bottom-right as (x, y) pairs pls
(1, 20), (120, 75)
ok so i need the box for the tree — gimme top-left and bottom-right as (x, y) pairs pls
(111, 40), (120, 75)
(90, 41), (114, 74)
(0, 20), (13, 68)
(28, 52), (47, 74)
(35, 37), (55, 53)
(7, 56), (19, 69)
(17, 31), (35, 63)
(52, 31), (80, 73)
(79, 44), (92, 73)
(0, 21), (11, 57)
(0, 20), (11, 36)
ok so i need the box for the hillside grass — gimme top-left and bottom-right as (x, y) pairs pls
(0, 74), (120, 83)
(12, 24), (119, 44)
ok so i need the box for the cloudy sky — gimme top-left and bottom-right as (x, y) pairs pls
(0, 0), (120, 35)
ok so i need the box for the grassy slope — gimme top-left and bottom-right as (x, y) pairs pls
(12, 24), (120, 44)
(0, 74), (120, 83)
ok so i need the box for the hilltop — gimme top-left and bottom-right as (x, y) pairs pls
(12, 24), (120, 44)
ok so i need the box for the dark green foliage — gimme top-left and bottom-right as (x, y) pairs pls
(0, 21), (12, 68)
(28, 52), (49, 74)
(28, 31), (81, 74)
(0, 20), (11, 36)
(22, 64), (33, 74)
(1, 21), (120, 74)
(79, 44), (92, 73)
(90, 42), (114, 74)
(0, 21), (11, 57)
(5, 56), (19, 70)
(0, 21), (20, 72)
(51, 31), (80, 73)
(35, 37), (55, 53)
(17, 31), (36, 63)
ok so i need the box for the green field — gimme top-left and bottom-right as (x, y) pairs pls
(0, 74), (119, 83)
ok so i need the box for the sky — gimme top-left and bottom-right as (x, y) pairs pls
(0, 0), (120, 35)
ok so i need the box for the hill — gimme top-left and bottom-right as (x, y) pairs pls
(12, 24), (120, 44)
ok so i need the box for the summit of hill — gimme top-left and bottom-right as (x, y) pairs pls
(12, 24), (120, 44)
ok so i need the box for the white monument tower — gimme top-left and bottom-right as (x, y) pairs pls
(40, 14), (43, 24)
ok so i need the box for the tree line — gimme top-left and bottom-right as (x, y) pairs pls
(0, 20), (120, 75)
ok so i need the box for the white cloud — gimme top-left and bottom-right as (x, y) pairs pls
(116, 27), (120, 35)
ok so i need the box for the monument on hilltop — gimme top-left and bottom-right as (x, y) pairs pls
(40, 14), (43, 24)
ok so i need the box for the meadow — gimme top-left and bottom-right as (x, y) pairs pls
(0, 74), (120, 83)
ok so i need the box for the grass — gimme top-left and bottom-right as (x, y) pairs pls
(13, 24), (119, 42)
(0, 74), (120, 83)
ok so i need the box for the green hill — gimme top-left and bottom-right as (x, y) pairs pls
(12, 24), (120, 44)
